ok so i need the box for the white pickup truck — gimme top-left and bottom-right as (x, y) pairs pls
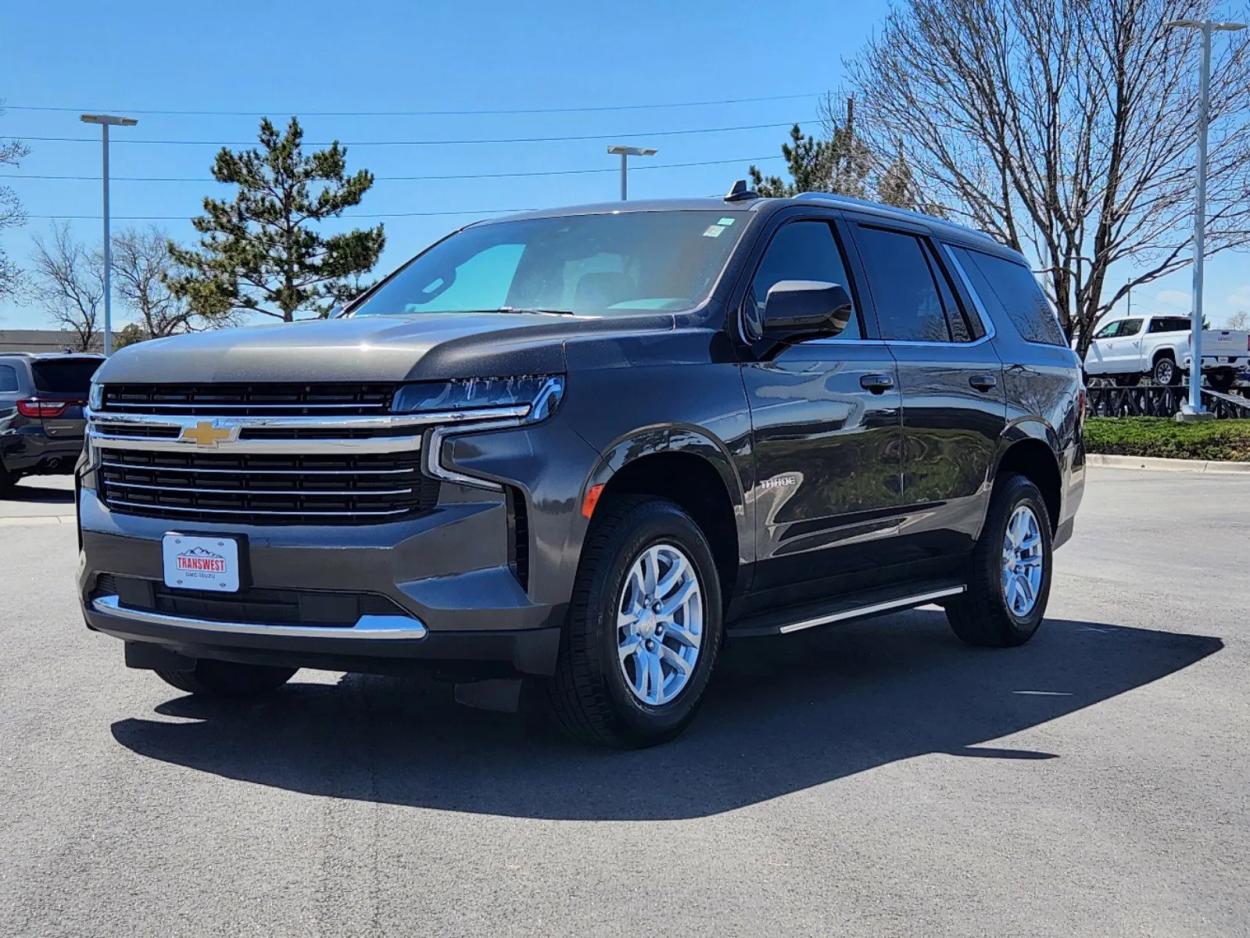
(1184, 329), (1250, 392)
(1084, 314), (1249, 389)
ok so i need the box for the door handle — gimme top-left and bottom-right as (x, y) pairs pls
(969, 373), (998, 392)
(859, 373), (895, 394)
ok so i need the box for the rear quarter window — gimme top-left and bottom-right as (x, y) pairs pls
(951, 246), (1067, 346)
(31, 358), (102, 393)
(0, 363), (19, 393)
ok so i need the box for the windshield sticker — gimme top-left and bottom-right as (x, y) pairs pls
(717, 217), (736, 226)
(702, 225), (726, 238)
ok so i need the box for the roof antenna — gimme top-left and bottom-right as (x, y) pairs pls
(724, 179), (759, 202)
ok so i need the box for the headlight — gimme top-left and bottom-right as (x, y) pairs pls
(392, 375), (564, 423)
(88, 380), (104, 411)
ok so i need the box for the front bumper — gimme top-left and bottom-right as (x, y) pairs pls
(83, 591), (561, 677)
(77, 477), (570, 678)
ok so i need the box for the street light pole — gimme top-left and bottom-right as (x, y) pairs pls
(606, 145), (657, 201)
(80, 114), (137, 356)
(1165, 18), (1246, 416)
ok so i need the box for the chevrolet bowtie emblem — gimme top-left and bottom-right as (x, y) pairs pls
(180, 421), (234, 448)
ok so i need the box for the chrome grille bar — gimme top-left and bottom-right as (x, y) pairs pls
(104, 499), (413, 518)
(103, 479), (415, 497)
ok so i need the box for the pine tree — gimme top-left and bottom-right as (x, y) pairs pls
(169, 117), (385, 321)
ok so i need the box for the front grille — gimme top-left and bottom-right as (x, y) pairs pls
(101, 382), (395, 416)
(98, 450), (439, 525)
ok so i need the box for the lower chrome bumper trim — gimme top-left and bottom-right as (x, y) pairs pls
(90, 594), (428, 640)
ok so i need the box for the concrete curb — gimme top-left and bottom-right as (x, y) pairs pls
(1087, 453), (1250, 474)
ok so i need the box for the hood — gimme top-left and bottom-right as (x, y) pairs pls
(93, 313), (662, 385)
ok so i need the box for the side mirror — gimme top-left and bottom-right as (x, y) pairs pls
(762, 280), (854, 337)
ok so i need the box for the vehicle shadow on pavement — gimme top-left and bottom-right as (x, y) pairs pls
(110, 611), (1222, 820)
(2, 482), (75, 504)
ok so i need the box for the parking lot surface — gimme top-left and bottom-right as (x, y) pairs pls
(1, 468), (1248, 936)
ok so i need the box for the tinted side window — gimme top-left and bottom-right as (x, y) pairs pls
(0, 364), (18, 393)
(1149, 317), (1190, 334)
(855, 227), (950, 342)
(749, 220), (859, 340)
(1119, 319), (1143, 337)
(956, 247), (1067, 346)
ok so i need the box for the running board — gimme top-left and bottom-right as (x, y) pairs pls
(730, 581), (966, 638)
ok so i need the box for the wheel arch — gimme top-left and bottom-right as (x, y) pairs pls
(993, 424), (1063, 534)
(583, 426), (747, 603)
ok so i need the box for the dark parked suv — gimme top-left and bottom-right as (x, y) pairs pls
(78, 189), (1084, 747)
(1, 353), (102, 493)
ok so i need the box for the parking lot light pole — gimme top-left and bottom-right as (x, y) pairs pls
(1165, 18), (1246, 417)
(79, 114), (138, 357)
(606, 145), (657, 201)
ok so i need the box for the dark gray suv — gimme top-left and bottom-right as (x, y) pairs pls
(1, 353), (102, 493)
(78, 190), (1085, 747)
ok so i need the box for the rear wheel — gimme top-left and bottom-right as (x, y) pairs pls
(0, 463), (15, 495)
(1209, 369), (1237, 392)
(548, 495), (723, 748)
(1152, 355), (1179, 386)
(946, 474), (1053, 648)
(155, 659), (297, 697)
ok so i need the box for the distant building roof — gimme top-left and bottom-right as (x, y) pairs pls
(0, 329), (109, 353)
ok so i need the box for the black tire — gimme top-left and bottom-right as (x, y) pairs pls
(946, 474), (1053, 648)
(0, 463), (15, 495)
(1209, 369), (1236, 392)
(155, 659), (297, 697)
(1152, 354), (1179, 386)
(548, 495), (723, 748)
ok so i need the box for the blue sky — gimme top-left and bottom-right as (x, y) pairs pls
(2, 0), (1246, 330)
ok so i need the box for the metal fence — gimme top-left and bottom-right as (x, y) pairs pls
(1087, 385), (1250, 419)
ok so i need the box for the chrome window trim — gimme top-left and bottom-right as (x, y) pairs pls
(91, 594), (428, 640)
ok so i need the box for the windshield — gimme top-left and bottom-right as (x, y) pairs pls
(353, 210), (747, 317)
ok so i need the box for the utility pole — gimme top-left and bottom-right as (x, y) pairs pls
(1165, 18), (1246, 416)
(606, 145), (657, 201)
(80, 114), (138, 357)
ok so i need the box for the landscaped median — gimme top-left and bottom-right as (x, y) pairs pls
(1084, 417), (1250, 463)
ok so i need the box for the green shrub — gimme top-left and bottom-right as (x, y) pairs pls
(1084, 417), (1250, 462)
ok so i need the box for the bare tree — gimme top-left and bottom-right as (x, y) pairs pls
(29, 223), (105, 351)
(111, 226), (202, 339)
(0, 105), (29, 301)
(1229, 310), (1250, 330)
(846, 0), (1250, 355)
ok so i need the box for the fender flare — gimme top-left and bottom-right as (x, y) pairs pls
(580, 422), (752, 563)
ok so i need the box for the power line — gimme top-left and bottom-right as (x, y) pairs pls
(3, 92), (819, 118)
(0, 154), (781, 184)
(26, 208), (537, 220)
(0, 120), (808, 148)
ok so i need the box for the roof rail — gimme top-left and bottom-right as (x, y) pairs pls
(724, 179), (760, 202)
(794, 191), (1004, 244)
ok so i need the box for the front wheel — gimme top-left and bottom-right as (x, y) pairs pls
(548, 495), (723, 748)
(155, 659), (297, 697)
(947, 474), (1053, 648)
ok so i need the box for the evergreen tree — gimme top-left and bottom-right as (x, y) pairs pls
(169, 117), (384, 321)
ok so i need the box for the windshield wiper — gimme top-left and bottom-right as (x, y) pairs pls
(490, 306), (577, 316)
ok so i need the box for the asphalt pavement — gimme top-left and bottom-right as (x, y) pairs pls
(1, 469), (1248, 936)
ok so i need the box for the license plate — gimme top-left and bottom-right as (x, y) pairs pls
(162, 533), (240, 593)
